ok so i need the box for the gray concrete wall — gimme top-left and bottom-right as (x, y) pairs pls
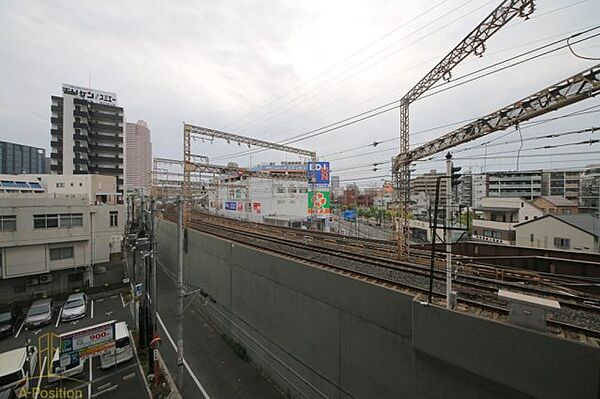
(156, 220), (600, 399)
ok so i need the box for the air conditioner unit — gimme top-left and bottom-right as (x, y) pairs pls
(39, 274), (53, 284)
(25, 277), (39, 287)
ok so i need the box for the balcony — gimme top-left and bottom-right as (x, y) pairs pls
(89, 121), (122, 133)
(89, 111), (122, 122)
(89, 155), (122, 163)
(51, 129), (62, 136)
(73, 145), (89, 153)
(74, 98), (88, 106)
(73, 110), (88, 118)
(472, 219), (516, 231)
(73, 133), (89, 141)
(73, 158), (89, 165)
(73, 121), (89, 129)
(89, 143), (122, 153)
(89, 102), (123, 112)
(50, 140), (62, 148)
(92, 134), (123, 143)
(50, 164), (63, 172)
(95, 166), (123, 174)
(50, 152), (62, 159)
(73, 169), (89, 175)
(50, 117), (61, 124)
(50, 105), (62, 113)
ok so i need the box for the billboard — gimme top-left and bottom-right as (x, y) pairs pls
(62, 84), (117, 106)
(307, 162), (330, 185)
(308, 191), (331, 215)
(224, 201), (237, 211)
(59, 321), (116, 361)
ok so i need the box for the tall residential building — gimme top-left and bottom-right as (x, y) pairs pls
(50, 84), (125, 192)
(125, 120), (152, 191)
(411, 169), (448, 205)
(579, 164), (600, 216)
(486, 170), (542, 200)
(0, 140), (47, 174)
(541, 169), (582, 201)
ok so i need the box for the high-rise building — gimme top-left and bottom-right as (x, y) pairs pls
(486, 170), (542, 200)
(579, 164), (600, 216)
(125, 120), (152, 191)
(0, 140), (47, 174)
(50, 84), (125, 192)
(541, 169), (582, 201)
(411, 169), (448, 205)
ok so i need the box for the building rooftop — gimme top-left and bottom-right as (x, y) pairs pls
(537, 196), (578, 207)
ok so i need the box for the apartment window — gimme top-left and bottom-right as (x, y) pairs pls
(530, 234), (534, 242)
(109, 211), (118, 227)
(0, 215), (16, 231)
(276, 187), (285, 194)
(34, 213), (82, 229)
(56, 182), (65, 188)
(50, 246), (74, 261)
(483, 230), (502, 239)
(553, 237), (570, 249)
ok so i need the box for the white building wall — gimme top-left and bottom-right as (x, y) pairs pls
(62, 95), (76, 173)
(515, 217), (597, 252)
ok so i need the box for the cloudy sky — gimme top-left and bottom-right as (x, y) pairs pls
(1, 0), (599, 186)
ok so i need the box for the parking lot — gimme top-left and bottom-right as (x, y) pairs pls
(0, 291), (150, 398)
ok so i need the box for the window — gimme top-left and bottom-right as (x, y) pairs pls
(34, 213), (82, 229)
(109, 211), (118, 227)
(530, 234), (535, 242)
(56, 182), (65, 188)
(50, 246), (74, 260)
(553, 237), (570, 249)
(0, 215), (16, 231)
(483, 230), (502, 239)
(561, 209), (572, 215)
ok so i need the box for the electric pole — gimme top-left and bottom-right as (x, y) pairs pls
(445, 153), (453, 309)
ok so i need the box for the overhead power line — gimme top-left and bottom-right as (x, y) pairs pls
(212, 26), (600, 161)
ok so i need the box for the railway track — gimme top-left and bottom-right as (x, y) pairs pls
(192, 210), (600, 293)
(160, 209), (600, 343)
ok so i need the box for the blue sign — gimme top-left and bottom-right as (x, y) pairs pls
(307, 162), (330, 185)
(225, 201), (237, 211)
(343, 210), (356, 221)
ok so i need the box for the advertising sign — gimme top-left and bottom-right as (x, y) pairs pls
(307, 162), (330, 185)
(308, 191), (331, 215)
(224, 201), (237, 211)
(237, 202), (244, 212)
(62, 84), (117, 106)
(253, 202), (262, 214)
(60, 321), (116, 361)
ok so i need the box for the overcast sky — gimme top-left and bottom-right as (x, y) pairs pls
(1, 0), (599, 186)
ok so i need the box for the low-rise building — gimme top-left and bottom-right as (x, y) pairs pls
(532, 196), (578, 215)
(514, 214), (599, 253)
(472, 197), (543, 245)
(0, 174), (124, 299)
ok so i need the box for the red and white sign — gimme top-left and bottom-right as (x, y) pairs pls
(253, 202), (262, 214)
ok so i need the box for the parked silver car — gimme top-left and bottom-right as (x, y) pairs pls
(24, 299), (53, 329)
(61, 293), (87, 322)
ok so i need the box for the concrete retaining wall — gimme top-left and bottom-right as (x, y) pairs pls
(156, 220), (600, 399)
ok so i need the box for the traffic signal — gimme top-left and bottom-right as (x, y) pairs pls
(451, 165), (462, 187)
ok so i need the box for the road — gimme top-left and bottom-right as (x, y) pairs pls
(0, 291), (148, 399)
(155, 260), (283, 399)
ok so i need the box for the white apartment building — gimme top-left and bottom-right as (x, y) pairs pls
(125, 120), (152, 191)
(472, 197), (543, 245)
(0, 174), (124, 299)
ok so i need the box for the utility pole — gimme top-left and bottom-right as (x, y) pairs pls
(445, 153), (453, 309)
(176, 196), (184, 389)
(150, 199), (157, 333)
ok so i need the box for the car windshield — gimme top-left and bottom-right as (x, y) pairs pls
(0, 312), (11, 323)
(64, 299), (84, 309)
(28, 304), (49, 316)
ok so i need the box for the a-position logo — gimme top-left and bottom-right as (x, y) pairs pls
(15, 332), (85, 398)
